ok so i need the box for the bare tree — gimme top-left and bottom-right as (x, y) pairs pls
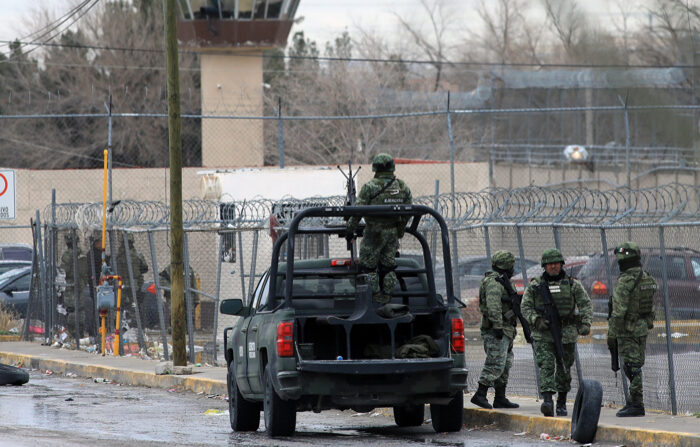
(394, 0), (456, 91)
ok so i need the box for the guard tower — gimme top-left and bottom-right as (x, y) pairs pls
(177, 1), (300, 167)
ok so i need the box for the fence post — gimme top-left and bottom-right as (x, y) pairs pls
(23, 220), (39, 340)
(450, 230), (461, 302)
(106, 95), (113, 210)
(122, 231), (146, 352)
(446, 92), (456, 218)
(71, 229), (81, 349)
(658, 225), (678, 415)
(212, 233), (223, 363)
(35, 211), (49, 343)
(237, 231), (247, 303)
(277, 97), (285, 169)
(553, 227), (584, 386)
(516, 224), (542, 398)
(147, 230), (169, 361)
(247, 230), (260, 299)
(600, 227), (630, 403)
(48, 190), (57, 343)
(183, 232), (196, 364)
(431, 180), (439, 269)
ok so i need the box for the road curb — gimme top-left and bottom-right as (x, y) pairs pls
(0, 351), (227, 396)
(463, 408), (700, 447)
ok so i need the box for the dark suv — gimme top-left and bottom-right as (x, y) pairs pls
(578, 247), (700, 319)
(220, 205), (468, 436)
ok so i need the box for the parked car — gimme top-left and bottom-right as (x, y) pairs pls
(577, 247), (700, 319)
(512, 256), (590, 295)
(0, 243), (32, 262)
(435, 255), (538, 294)
(0, 266), (32, 318)
(0, 260), (32, 276)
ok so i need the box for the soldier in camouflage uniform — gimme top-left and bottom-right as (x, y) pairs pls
(59, 233), (91, 338)
(115, 233), (149, 326)
(522, 248), (592, 417)
(346, 153), (412, 304)
(608, 242), (657, 417)
(470, 250), (520, 410)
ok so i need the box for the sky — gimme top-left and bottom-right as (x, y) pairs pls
(0, 0), (656, 54)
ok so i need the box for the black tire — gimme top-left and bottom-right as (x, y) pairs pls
(227, 361), (260, 432)
(571, 379), (603, 444)
(263, 365), (296, 436)
(393, 403), (425, 427)
(430, 392), (464, 433)
(0, 363), (29, 386)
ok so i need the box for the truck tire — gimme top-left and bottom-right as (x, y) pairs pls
(571, 379), (603, 444)
(227, 361), (260, 432)
(393, 404), (425, 427)
(0, 363), (29, 386)
(430, 392), (464, 433)
(264, 365), (296, 436)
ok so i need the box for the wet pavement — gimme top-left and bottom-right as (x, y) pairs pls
(0, 371), (613, 447)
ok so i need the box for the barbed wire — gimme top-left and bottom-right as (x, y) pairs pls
(44, 184), (700, 231)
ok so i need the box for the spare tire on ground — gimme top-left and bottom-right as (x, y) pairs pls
(0, 363), (29, 386)
(571, 379), (603, 443)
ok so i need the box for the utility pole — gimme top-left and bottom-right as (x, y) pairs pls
(164, 0), (186, 366)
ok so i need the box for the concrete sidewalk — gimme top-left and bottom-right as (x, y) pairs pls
(2, 341), (699, 447)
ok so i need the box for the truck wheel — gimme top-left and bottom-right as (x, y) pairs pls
(227, 361), (260, 432)
(264, 365), (296, 436)
(430, 392), (464, 433)
(571, 379), (603, 444)
(0, 363), (29, 386)
(394, 404), (425, 427)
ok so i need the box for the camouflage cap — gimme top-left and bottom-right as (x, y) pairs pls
(614, 241), (640, 261)
(541, 248), (564, 266)
(491, 250), (515, 271)
(372, 153), (395, 172)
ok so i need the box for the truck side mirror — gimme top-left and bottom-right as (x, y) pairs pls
(220, 298), (249, 316)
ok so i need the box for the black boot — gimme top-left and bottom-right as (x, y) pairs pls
(556, 393), (567, 416)
(540, 392), (554, 417)
(616, 402), (645, 417)
(470, 383), (493, 409)
(493, 386), (519, 409)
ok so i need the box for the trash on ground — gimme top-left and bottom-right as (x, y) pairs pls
(204, 409), (227, 415)
(540, 433), (550, 440)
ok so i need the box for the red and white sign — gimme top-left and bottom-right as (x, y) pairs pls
(0, 170), (16, 220)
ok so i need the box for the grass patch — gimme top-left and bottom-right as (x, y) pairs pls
(0, 301), (19, 333)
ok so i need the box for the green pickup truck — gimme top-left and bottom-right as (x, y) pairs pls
(220, 205), (468, 436)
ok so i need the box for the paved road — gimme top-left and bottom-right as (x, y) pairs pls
(0, 370), (620, 447)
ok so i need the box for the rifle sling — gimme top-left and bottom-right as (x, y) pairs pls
(368, 177), (397, 202)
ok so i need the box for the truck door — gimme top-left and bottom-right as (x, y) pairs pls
(245, 271), (270, 394)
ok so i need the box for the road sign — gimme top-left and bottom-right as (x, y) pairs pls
(0, 170), (16, 220)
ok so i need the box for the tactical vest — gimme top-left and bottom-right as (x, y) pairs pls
(629, 271), (657, 317)
(536, 277), (574, 318)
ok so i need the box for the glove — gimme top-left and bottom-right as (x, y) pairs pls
(578, 324), (591, 336)
(607, 336), (617, 352)
(345, 229), (355, 242)
(492, 328), (504, 339)
(535, 317), (549, 331)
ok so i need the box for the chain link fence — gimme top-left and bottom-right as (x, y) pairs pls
(2, 184), (697, 414)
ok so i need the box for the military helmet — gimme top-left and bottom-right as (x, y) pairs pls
(371, 153), (395, 172)
(541, 248), (564, 266)
(491, 250), (515, 271)
(614, 242), (640, 261)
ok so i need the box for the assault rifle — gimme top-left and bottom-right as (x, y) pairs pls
(495, 275), (533, 343)
(538, 282), (565, 366)
(608, 297), (620, 373)
(337, 160), (360, 251)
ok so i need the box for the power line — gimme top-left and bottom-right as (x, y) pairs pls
(1, 38), (699, 69)
(0, 0), (99, 64)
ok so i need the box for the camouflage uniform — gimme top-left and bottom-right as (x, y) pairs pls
(522, 248), (592, 416)
(115, 234), (149, 324)
(470, 250), (520, 410)
(608, 242), (657, 417)
(346, 154), (412, 304)
(59, 234), (91, 338)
